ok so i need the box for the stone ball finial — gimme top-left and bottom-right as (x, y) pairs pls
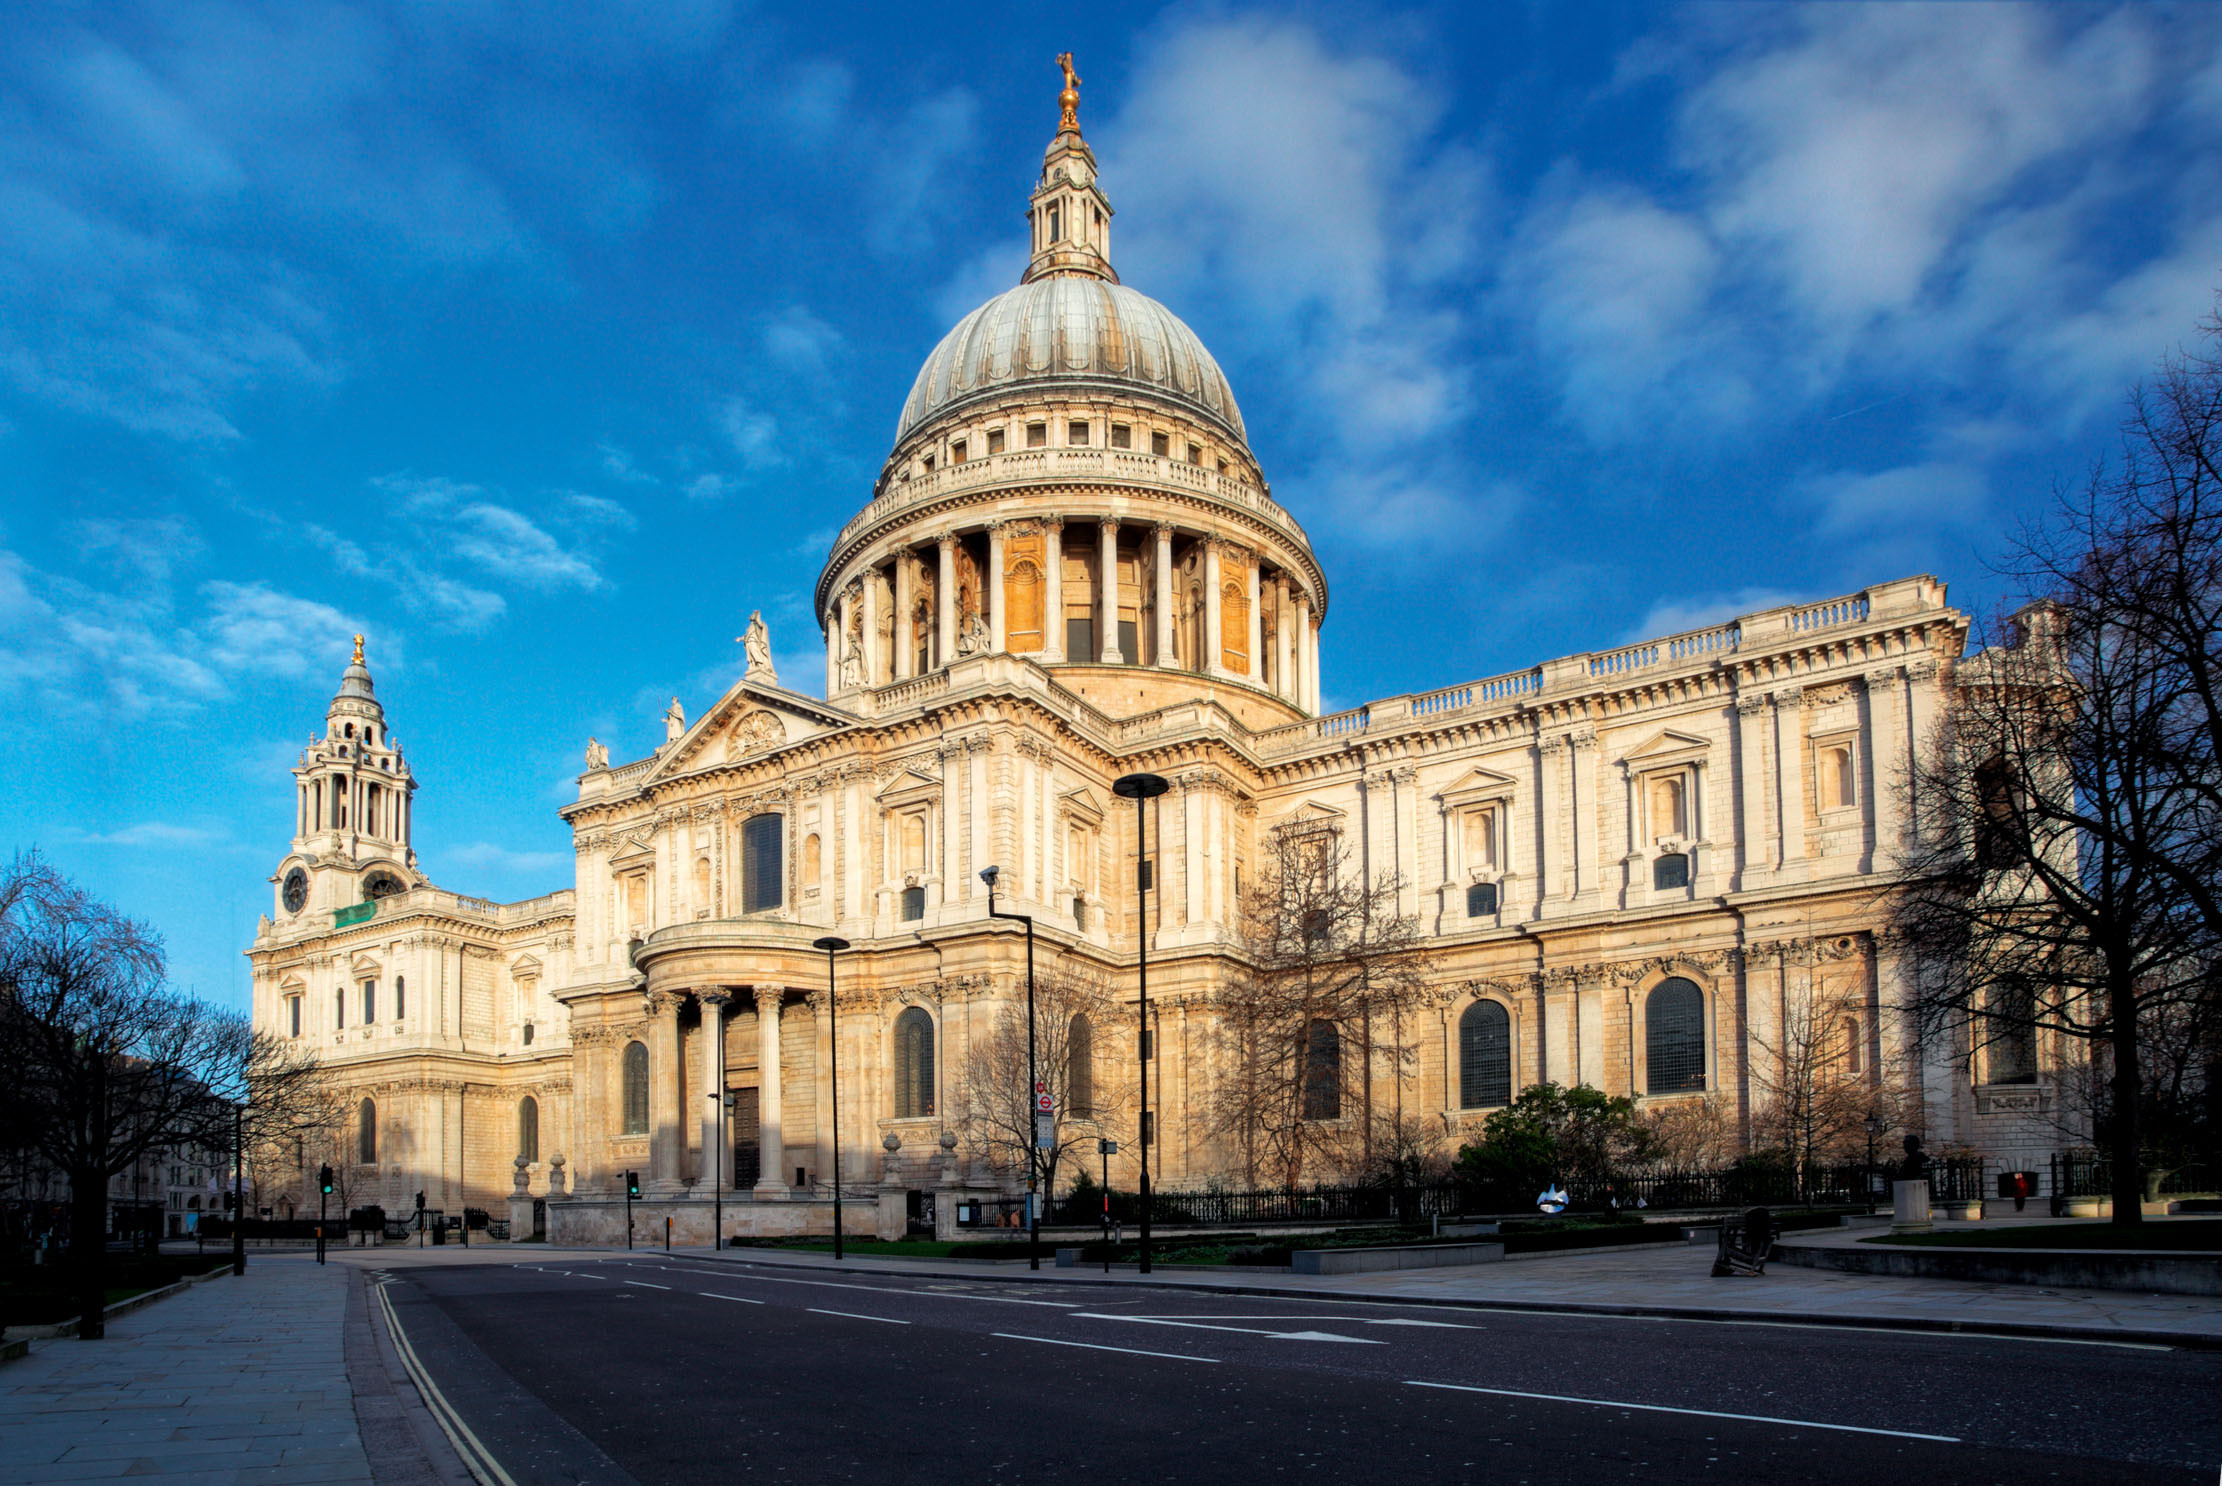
(882, 1133), (901, 1153)
(938, 1129), (958, 1151)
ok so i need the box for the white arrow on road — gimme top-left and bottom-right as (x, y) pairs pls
(1073, 1313), (1383, 1344)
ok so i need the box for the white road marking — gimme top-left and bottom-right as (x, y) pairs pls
(655, 1267), (1077, 1307)
(1073, 1313), (1383, 1345)
(1403, 1380), (1962, 1442)
(808, 1308), (911, 1325)
(702, 1292), (765, 1304)
(1367, 1318), (1482, 1329)
(624, 1281), (670, 1290)
(993, 1332), (1222, 1364)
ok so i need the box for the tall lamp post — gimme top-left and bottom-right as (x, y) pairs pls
(1111, 771), (1168, 1275)
(813, 937), (851, 1261)
(980, 864), (1043, 1271)
(231, 1101), (247, 1277)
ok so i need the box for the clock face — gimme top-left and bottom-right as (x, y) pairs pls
(282, 868), (308, 914)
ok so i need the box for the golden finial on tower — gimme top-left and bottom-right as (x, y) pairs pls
(351, 634), (365, 666)
(1056, 52), (1081, 132)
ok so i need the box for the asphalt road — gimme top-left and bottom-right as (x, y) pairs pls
(376, 1254), (2222, 1484)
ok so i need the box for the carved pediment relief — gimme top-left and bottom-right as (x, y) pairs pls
(647, 680), (855, 782)
(721, 709), (786, 762)
(510, 953), (543, 979)
(876, 767), (942, 808)
(348, 953), (382, 977)
(607, 835), (656, 872)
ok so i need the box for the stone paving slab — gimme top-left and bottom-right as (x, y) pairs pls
(0, 1256), (447, 1485)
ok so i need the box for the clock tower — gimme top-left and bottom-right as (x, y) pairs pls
(269, 636), (420, 923)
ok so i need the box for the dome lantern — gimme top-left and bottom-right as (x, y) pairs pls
(1023, 54), (1115, 286)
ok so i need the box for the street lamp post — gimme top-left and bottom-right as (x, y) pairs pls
(1111, 771), (1168, 1276)
(1864, 1113), (1887, 1214)
(980, 864), (1043, 1271)
(814, 937), (852, 1261)
(231, 1102), (246, 1277)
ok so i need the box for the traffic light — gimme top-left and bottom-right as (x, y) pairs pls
(319, 1165), (334, 1196)
(626, 1171), (641, 1199)
(415, 1190), (426, 1211)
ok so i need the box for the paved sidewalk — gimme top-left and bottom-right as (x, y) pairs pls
(0, 1254), (471, 1484)
(629, 1226), (2222, 1347)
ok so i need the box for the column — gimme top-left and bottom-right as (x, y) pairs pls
(1294, 592), (1314, 712)
(1572, 730), (1599, 902)
(752, 988), (785, 1194)
(1394, 766), (1420, 920)
(1202, 539), (1224, 677)
(1181, 772), (1205, 928)
(1154, 523), (1176, 668)
(1735, 694), (1770, 889)
(1773, 689), (1805, 873)
(1307, 612), (1321, 713)
(940, 743), (963, 904)
(699, 992), (729, 1197)
(1274, 578), (1294, 700)
(936, 536), (956, 669)
(1246, 558), (1263, 682)
(988, 523), (1007, 653)
(1043, 519), (1065, 662)
(861, 569), (882, 688)
(650, 996), (683, 1190)
(893, 550), (915, 680)
(1097, 518), (1121, 663)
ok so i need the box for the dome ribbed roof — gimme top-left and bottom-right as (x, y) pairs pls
(897, 276), (1245, 445)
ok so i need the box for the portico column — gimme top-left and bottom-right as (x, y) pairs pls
(1308, 612), (1322, 712)
(988, 523), (1007, 653)
(1154, 523), (1176, 668)
(809, 989), (834, 1189)
(1294, 592), (1314, 713)
(893, 551), (915, 680)
(1245, 557), (1263, 681)
(752, 987), (785, 1194)
(1202, 540), (1224, 677)
(1097, 518), (1121, 663)
(1042, 519), (1065, 662)
(698, 992), (729, 1197)
(649, 994), (683, 1191)
(936, 535), (957, 668)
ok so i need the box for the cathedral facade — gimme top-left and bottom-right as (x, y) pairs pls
(247, 77), (2068, 1241)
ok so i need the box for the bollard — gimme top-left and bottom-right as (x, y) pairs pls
(665, 1216), (672, 1251)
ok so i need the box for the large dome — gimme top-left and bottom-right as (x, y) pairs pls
(896, 276), (1246, 445)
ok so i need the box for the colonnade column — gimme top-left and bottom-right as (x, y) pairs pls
(1154, 523), (1176, 668)
(698, 992), (729, 1200)
(1275, 578), (1294, 701)
(1246, 558), (1263, 683)
(809, 990), (834, 1190)
(893, 552), (915, 680)
(649, 994), (683, 1191)
(1202, 540), (1224, 677)
(1308, 608), (1322, 712)
(1098, 518), (1121, 663)
(1294, 592), (1314, 713)
(752, 987), (785, 1195)
(988, 523), (1008, 653)
(861, 570), (882, 688)
(1043, 519), (1065, 662)
(936, 536), (957, 669)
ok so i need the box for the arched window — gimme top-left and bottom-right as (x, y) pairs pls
(1459, 1000), (1511, 1108)
(1841, 1017), (1863, 1077)
(518, 1096), (539, 1163)
(1974, 758), (2018, 868)
(1068, 1014), (1094, 1117)
(1301, 1019), (1341, 1120)
(621, 1040), (649, 1135)
(742, 813), (783, 913)
(900, 885), (926, 921)
(1466, 881), (1498, 917)
(1646, 978), (1707, 1095)
(356, 1098), (377, 1164)
(803, 833), (822, 887)
(1987, 979), (2037, 1084)
(894, 1008), (935, 1118)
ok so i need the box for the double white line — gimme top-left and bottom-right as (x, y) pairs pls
(373, 1280), (519, 1486)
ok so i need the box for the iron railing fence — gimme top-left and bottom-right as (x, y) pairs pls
(2049, 1153), (2218, 1200)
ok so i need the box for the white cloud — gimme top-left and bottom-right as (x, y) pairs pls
(718, 397), (785, 473)
(598, 442), (659, 486)
(1623, 588), (1803, 645)
(440, 842), (574, 877)
(66, 821), (227, 847)
(201, 580), (360, 678)
(1807, 462), (1987, 535)
(318, 474), (610, 629)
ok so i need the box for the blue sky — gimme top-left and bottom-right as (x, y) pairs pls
(3, 2), (2219, 1011)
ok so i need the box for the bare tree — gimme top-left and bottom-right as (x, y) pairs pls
(1637, 1093), (1737, 1172)
(1750, 978), (1917, 1191)
(1894, 306), (2222, 1224)
(0, 853), (334, 1336)
(958, 968), (1128, 1203)
(1208, 825), (1426, 1189)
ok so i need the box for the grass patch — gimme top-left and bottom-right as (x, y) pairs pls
(1864, 1220), (2222, 1252)
(1, 1254), (230, 1327)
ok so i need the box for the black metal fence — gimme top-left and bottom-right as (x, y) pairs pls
(2049, 1153), (2218, 1201)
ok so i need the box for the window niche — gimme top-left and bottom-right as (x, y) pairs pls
(1815, 737), (1858, 813)
(1436, 772), (1514, 928)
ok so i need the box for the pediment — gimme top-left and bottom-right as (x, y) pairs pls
(278, 972), (307, 993)
(876, 767), (942, 806)
(1269, 800), (1346, 835)
(1618, 727), (1712, 768)
(348, 953), (382, 977)
(607, 835), (656, 871)
(1438, 765), (1520, 808)
(1058, 786), (1106, 827)
(647, 679), (857, 783)
(510, 954), (543, 979)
